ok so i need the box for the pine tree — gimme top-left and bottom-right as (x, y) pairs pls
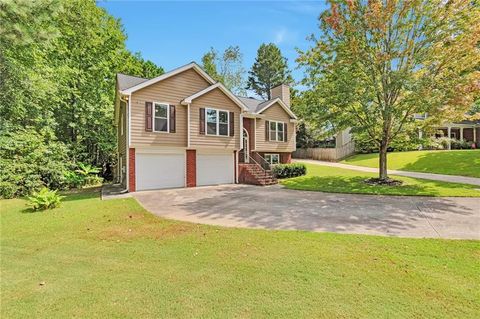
(247, 43), (292, 99)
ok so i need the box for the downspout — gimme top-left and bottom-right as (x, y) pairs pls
(187, 103), (191, 148)
(126, 94), (131, 191)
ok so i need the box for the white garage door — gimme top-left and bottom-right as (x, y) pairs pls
(197, 152), (234, 186)
(135, 152), (185, 191)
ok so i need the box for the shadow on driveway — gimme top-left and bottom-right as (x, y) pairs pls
(133, 185), (480, 239)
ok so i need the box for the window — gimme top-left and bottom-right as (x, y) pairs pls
(269, 121), (285, 142)
(154, 103), (169, 132)
(206, 108), (229, 136)
(265, 154), (280, 165)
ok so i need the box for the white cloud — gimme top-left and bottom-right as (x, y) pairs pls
(273, 27), (298, 45)
(274, 28), (287, 44)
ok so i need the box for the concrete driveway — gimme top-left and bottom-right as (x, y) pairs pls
(133, 185), (480, 239)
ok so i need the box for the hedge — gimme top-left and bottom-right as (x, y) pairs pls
(272, 163), (307, 179)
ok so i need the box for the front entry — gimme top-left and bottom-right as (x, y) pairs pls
(243, 128), (249, 163)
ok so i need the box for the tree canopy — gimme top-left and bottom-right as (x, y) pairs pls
(247, 43), (293, 99)
(297, 0), (480, 179)
(0, 0), (163, 197)
(201, 46), (246, 96)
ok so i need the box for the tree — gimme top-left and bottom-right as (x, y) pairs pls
(297, 0), (480, 180)
(247, 43), (293, 99)
(0, 0), (164, 194)
(201, 46), (246, 95)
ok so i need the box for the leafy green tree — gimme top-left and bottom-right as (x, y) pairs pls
(247, 43), (293, 99)
(297, 0), (480, 180)
(0, 128), (70, 198)
(0, 0), (164, 196)
(201, 46), (246, 95)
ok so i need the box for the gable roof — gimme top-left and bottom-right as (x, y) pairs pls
(181, 83), (249, 111)
(236, 96), (265, 113)
(119, 62), (216, 95)
(255, 98), (297, 119)
(117, 73), (149, 90)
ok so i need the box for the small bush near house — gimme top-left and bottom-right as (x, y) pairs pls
(272, 163), (307, 179)
(27, 188), (64, 211)
(64, 171), (85, 189)
(75, 163), (103, 186)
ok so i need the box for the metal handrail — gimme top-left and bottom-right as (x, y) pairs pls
(247, 155), (269, 177)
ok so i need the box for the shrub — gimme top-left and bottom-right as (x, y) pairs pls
(76, 162), (101, 177)
(0, 129), (70, 198)
(64, 171), (85, 189)
(85, 175), (104, 186)
(27, 188), (64, 211)
(272, 163), (307, 179)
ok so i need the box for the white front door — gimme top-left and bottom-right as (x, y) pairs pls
(135, 151), (185, 191)
(197, 152), (234, 186)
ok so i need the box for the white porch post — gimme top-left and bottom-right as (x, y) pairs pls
(474, 127), (477, 142)
(460, 127), (463, 141)
(447, 126), (451, 150)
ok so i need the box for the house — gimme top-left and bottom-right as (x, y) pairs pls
(432, 120), (479, 149)
(114, 62), (297, 192)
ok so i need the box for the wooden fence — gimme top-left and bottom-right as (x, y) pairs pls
(293, 141), (355, 162)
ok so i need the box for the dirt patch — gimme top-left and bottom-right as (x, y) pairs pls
(96, 222), (198, 242)
(364, 178), (403, 186)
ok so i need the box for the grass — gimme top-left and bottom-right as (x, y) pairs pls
(342, 150), (480, 178)
(1, 189), (480, 318)
(281, 163), (480, 197)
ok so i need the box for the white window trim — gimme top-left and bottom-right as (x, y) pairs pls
(205, 107), (230, 137)
(153, 102), (170, 133)
(265, 153), (280, 165)
(269, 121), (285, 142)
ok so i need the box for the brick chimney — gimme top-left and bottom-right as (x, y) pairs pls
(270, 84), (290, 108)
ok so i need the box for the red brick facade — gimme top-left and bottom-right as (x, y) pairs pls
(128, 148), (136, 192)
(281, 153), (292, 164)
(186, 150), (196, 187)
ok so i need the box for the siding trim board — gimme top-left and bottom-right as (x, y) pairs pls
(121, 62), (215, 94)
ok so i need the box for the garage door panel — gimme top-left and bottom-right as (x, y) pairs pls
(197, 153), (234, 186)
(136, 153), (185, 191)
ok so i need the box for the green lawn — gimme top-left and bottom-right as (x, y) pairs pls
(1, 189), (479, 318)
(281, 163), (480, 197)
(342, 150), (480, 178)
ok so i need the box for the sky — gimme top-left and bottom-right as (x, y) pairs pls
(97, 0), (328, 84)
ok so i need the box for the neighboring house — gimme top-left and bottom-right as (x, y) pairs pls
(114, 62), (297, 192)
(432, 120), (479, 149)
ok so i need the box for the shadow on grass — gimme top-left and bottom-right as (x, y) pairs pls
(281, 175), (478, 197)
(60, 187), (101, 202)
(401, 150), (480, 178)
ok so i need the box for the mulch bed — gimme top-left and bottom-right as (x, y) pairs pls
(364, 178), (403, 186)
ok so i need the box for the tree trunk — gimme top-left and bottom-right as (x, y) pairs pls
(379, 139), (388, 180)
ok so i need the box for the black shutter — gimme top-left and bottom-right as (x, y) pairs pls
(199, 108), (205, 135)
(169, 105), (176, 133)
(229, 112), (234, 136)
(145, 102), (153, 132)
(284, 122), (287, 142)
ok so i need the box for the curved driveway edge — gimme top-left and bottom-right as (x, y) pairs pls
(133, 184), (480, 240)
(296, 159), (480, 186)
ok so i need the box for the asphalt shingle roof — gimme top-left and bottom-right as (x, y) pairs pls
(117, 73), (149, 91)
(236, 96), (268, 113)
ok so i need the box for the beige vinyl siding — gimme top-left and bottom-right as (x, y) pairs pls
(255, 102), (295, 152)
(190, 88), (240, 150)
(130, 68), (210, 147)
(118, 100), (127, 186)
